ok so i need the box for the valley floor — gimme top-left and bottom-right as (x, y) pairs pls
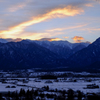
(0, 70), (100, 99)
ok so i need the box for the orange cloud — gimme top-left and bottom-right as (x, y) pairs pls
(72, 36), (84, 43)
(64, 37), (69, 39)
(22, 32), (50, 40)
(0, 5), (84, 39)
(49, 38), (61, 41)
(45, 6), (84, 18)
(85, 3), (94, 7)
(37, 38), (61, 41)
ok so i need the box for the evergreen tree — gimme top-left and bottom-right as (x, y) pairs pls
(67, 89), (74, 100)
(77, 90), (82, 100)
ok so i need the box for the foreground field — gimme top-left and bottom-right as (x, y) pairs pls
(0, 71), (100, 99)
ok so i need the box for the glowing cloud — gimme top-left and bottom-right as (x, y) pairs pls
(64, 37), (69, 39)
(72, 36), (84, 43)
(38, 38), (61, 41)
(45, 6), (84, 18)
(0, 5), (84, 39)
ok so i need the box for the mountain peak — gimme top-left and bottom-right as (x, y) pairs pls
(93, 37), (100, 45)
(0, 38), (8, 43)
(20, 40), (30, 44)
(96, 37), (100, 41)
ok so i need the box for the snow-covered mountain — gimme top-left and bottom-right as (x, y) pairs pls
(0, 38), (22, 43)
(34, 40), (90, 59)
(67, 37), (100, 72)
(0, 38), (89, 59)
(0, 38), (8, 43)
(2, 37), (99, 71)
(0, 40), (66, 70)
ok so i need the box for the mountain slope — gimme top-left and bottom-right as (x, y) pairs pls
(0, 38), (91, 71)
(67, 37), (100, 71)
(0, 40), (66, 70)
(0, 38), (8, 43)
(34, 40), (89, 59)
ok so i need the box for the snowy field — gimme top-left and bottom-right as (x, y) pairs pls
(0, 78), (100, 93)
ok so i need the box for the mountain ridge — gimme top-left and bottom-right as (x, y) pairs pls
(66, 37), (100, 71)
(0, 37), (100, 72)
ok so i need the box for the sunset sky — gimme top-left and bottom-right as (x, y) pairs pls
(0, 0), (100, 43)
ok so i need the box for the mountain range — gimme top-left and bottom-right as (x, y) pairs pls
(0, 37), (100, 72)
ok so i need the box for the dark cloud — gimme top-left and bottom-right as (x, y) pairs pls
(5, 38), (22, 42)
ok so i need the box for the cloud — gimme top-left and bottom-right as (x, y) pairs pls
(93, 0), (100, 3)
(85, 3), (94, 7)
(90, 28), (100, 31)
(0, 0), (86, 30)
(85, 41), (91, 44)
(46, 24), (87, 32)
(64, 37), (69, 39)
(0, 5), (84, 39)
(37, 38), (61, 41)
(8, 3), (27, 12)
(79, 27), (100, 32)
(72, 36), (84, 43)
(47, 28), (65, 32)
(5, 38), (22, 42)
(0, 0), (98, 41)
(7, 0), (32, 12)
(45, 6), (84, 17)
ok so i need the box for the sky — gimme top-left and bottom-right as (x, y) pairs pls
(0, 0), (100, 43)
